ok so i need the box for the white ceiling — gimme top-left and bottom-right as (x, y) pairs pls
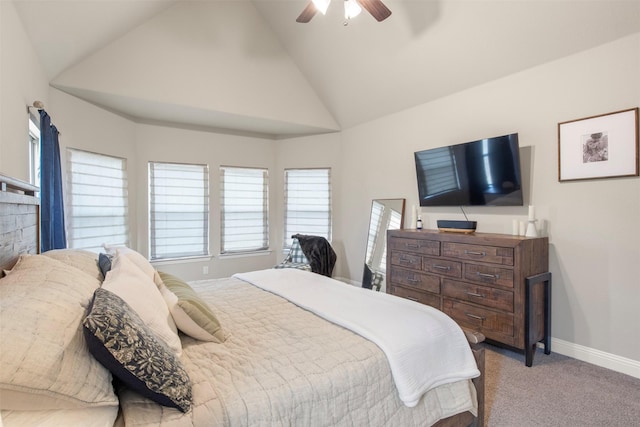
(13, 0), (640, 138)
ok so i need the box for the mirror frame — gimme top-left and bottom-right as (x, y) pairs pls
(362, 198), (405, 291)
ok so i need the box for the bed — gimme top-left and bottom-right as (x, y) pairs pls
(0, 173), (485, 427)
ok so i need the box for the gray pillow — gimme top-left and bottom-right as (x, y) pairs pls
(83, 288), (192, 413)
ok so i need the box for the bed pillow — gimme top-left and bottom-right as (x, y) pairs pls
(83, 288), (192, 413)
(102, 245), (156, 280)
(42, 249), (103, 281)
(102, 254), (182, 355)
(156, 271), (228, 343)
(0, 254), (118, 410)
(98, 253), (113, 278)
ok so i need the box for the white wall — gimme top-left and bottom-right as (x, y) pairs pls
(0, 1), (49, 182)
(51, 1), (338, 132)
(335, 34), (640, 365)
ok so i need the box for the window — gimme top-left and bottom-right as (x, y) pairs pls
(28, 114), (40, 186)
(66, 149), (128, 252)
(284, 168), (331, 248)
(149, 162), (209, 260)
(220, 166), (269, 254)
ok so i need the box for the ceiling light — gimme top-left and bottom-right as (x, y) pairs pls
(312, 0), (331, 15)
(344, 0), (362, 20)
(296, 0), (391, 24)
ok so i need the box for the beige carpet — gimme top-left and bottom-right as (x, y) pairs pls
(484, 345), (640, 426)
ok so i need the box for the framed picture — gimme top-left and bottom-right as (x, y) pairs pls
(558, 107), (639, 182)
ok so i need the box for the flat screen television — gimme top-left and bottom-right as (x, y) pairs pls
(415, 133), (523, 207)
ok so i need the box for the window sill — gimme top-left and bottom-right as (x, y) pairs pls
(218, 250), (273, 259)
(150, 255), (213, 266)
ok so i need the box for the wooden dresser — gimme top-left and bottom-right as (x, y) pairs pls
(386, 229), (551, 366)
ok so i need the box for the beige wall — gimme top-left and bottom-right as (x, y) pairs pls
(0, 1), (50, 182)
(51, 1), (338, 132)
(335, 34), (640, 363)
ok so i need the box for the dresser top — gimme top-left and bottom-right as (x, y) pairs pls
(388, 228), (547, 246)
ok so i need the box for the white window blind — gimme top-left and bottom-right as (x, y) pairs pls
(284, 168), (331, 248)
(149, 162), (209, 260)
(66, 149), (128, 252)
(220, 166), (269, 254)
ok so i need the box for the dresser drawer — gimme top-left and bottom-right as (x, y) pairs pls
(390, 285), (441, 310)
(443, 242), (514, 266)
(390, 267), (440, 294)
(390, 251), (422, 270)
(464, 264), (514, 288)
(442, 279), (514, 312)
(389, 237), (440, 256)
(423, 257), (462, 278)
(443, 299), (514, 341)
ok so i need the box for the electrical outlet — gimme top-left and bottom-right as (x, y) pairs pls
(203, 266), (209, 275)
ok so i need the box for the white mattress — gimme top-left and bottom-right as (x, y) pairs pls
(117, 276), (477, 426)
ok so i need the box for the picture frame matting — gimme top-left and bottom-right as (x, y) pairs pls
(558, 107), (639, 182)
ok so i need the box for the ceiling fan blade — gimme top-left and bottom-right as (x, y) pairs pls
(358, 0), (392, 22)
(296, 2), (317, 23)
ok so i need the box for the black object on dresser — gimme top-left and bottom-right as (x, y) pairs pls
(386, 229), (551, 367)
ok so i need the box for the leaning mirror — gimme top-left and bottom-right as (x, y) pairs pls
(362, 198), (405, 292)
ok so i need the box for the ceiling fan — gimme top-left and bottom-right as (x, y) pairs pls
(296, 0), (392, 23)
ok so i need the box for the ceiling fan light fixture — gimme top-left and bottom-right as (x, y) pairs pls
(312, 0), (331, 15)
(344, 0), (362, 19)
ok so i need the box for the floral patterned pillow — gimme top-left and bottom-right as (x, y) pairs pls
(83, 288), (192, 413)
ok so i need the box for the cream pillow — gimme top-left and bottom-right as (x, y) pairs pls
(102, 245), (156, 280)
(155, 271), (227, 343)
(102, 254), (182, 355)
(42, 249), (103, 281)
(0, 254), (118, 410)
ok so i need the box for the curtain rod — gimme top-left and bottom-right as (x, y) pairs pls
(26, 100), (45, 113)
(26, 101), (62, 136)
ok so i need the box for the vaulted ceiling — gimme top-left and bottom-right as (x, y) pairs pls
(13, 0), (640, 138)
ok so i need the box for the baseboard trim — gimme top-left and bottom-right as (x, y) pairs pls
(542, 338), (640, 379)
(333, 277), (640, 380)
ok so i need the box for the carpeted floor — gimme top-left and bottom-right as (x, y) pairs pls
(483, 345), (640, 426)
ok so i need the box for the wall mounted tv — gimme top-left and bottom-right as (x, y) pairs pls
(414, 133), (523, 207)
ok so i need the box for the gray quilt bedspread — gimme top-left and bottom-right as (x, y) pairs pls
(117, 277), (476, 426)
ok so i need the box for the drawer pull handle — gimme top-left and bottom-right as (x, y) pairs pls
(477, 272), (499, 279)
(465, 250), (486, 257)
(465, 313), (486, 321)
(433, 265), (451, 271)
(405, 296), (419, 302)
(407, 277), (419, 283)
(399, 257), (414, 265)
(405, 243), (419, 249)
(465, 292), (485, 298)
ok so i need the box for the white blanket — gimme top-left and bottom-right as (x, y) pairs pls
(233, 268), (480, 407)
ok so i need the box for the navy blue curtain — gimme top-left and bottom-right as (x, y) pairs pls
(40, 110), (67, 251)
